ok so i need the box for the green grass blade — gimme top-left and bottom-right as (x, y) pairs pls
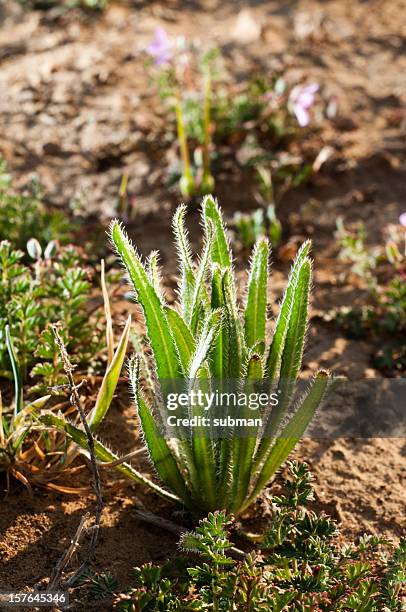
(222, 270), (245, 378)
(5, 325), (22, 418)
(12, 427), (32, 454)
(14, 395), (51, 428)
(210, 264), (228, 379)
(101, 259), (114, 366)
(254, 257), (312, 470)
(244, 238), (269, 352)
(87, 315), (131, 431)
(146, 250), (164, 299)
(111, 221), (180, 379)
(244, 371), (330, 510)
(268, 258), (312, 432)
(188, 310), (222, 510)
(189, 309), (222, 380)
(189, 222), (213, 334)
(217, 269), (246, 493)
(39, 412), (181, 504)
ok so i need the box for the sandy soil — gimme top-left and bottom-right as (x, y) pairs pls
(0, 0), (405, 607)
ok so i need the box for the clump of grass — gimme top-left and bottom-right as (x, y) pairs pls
(232, 166), (283, 251)
(232, 205), (282, 251)
(1, 303), (131, 493)
(113, 462), (406, 611)
(113, 195), (330, 514)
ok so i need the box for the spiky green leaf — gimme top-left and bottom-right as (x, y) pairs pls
(165, 306), (195, 374)
(173, 204), (195, 322)
(111, 221), (180, 380)
(6, 325), (22, 418)
(265, 240), (311, 381)
(244, 238), (269, 351)
(245, 371), (330, 509)
(202, 195), (232, 269)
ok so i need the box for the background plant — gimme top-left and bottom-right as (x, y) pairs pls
(0, 240), (101, 389)
(146, 30), (218, 197)
(232, 166), (283, 250)
(18, 0), (108, 12)
(0, 326), (52, 492)
(145, 30), (325, 200)
(114, 462), (406, 611)
(333, 218), (406, 373)
(0, 157), (72, 250)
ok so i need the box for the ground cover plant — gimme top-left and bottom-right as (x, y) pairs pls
(43, 195), (331, 515)
(332, 216), (406, 373)
(112, 462), (406, 611)
(0, 239), (103, 390)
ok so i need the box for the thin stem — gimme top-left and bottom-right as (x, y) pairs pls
(202, 68), (212, 181)
(175, 93), (194, 196)
(175, 94), (191, 175)
(50, 325), (103, 586)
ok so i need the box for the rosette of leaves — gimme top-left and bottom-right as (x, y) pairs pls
(42, 195), (331, 514)
(110, 195), (331, 514)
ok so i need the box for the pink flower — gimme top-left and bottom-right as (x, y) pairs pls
(399, 212), (406, 227)
(146, 27), (172, 66)
(290, 83), (319, 127)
